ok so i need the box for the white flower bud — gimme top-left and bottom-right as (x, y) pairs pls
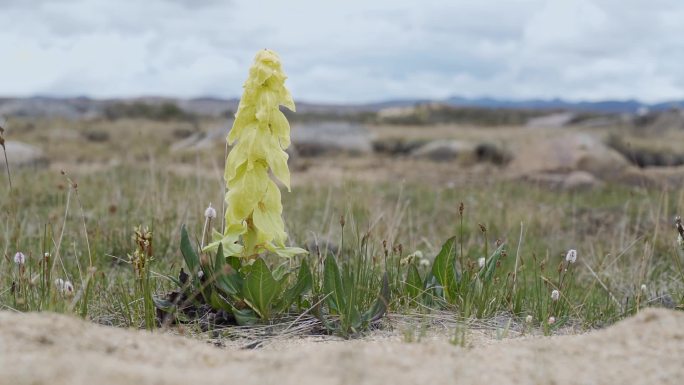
(197, 270), (204, 278)
(478, 257), (485, 268)
(525, 315), (533, 323)
(419, 258), (430, 268)
(551, 289), (560, 301)
(55, 278), (65, 292)
(565, 249), (577, 264)
(13, 252), (26, 265)
(548, 316), (556, 325)
(640, 284), (647, 292)
(204, 203), (217, 219)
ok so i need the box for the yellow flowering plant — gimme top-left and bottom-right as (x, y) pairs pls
(206, 49), (306, 259)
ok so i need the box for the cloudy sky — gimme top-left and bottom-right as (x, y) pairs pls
(1, 0), (683, 103)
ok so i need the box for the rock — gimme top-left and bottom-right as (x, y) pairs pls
(617, 165), (684, 188)
(521, 171), (602, 190)
(526, 112), (576, 128)
(372, 138), (429, 155)
(291, 123), (372, 156)
(562, 171), (602, 190)
(474, 142), (512, 165)
(508, 133), (629, 180)
(411, 140), (476, 162)
(0, 141), (49, 169)
(170, 125), (227, 153)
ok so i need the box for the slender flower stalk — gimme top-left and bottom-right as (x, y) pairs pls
(201, 203), (216, 249)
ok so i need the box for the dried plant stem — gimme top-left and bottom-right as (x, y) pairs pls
(1, 145), (11, 191)
(512, 222), (524, 294)
(51, 175), (73, 277)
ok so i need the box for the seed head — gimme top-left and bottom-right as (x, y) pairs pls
(204, 203), (217, 219)
(525, 315), (533, 323)
(13, 252), (25, 265)
(565, 249), (577, 264)
(551, 289), (560, 301)
(419, 258), (431, 268)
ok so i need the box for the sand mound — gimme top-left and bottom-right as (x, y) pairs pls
(1, 309), (683, 385)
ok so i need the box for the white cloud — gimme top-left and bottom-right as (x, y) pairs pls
(0, 0), (682, 103)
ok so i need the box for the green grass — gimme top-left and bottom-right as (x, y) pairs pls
(1, 165), (683, 337)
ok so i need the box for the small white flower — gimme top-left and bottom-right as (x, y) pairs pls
(525, 315), (533, 323)
(640, 284), (647, 293)
(55, 278), (65, 292)
(64, 281), (74, 296)
(204, 203), (217, 219)
(411, 250), (424, 260)
(419, 258), (430, 268)
(197, 270), (204, 278)
(548, 316), (556, 325)
(565, 249), (577, 264)
(551, 289), (560, 301)
(13, 252), (26, 265)
(478, 257), (485, 268)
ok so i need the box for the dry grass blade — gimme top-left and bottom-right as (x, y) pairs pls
(0, 120), (12, 191)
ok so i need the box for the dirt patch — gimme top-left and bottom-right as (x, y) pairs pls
(1, 309), (682, 385)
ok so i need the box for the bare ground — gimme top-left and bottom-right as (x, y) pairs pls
(1, 308), (683, 385)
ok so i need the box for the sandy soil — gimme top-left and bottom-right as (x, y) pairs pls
(1, 309), (682, 385)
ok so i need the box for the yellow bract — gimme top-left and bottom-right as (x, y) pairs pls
(206, 49), (306, 259)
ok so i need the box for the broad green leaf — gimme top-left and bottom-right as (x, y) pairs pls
(242, 257), (279, 319)
(212, 244), (242, 296)
(405, 264), (423, 299)
(233, 308), (259, 326)
(180, 225), (199, 275)
(363, 272), (390, 323)
(280, 260), (313, 311)
(323, 255), (346, 314)
(431, 236), (458, 302)
(480, 242), (506, 282)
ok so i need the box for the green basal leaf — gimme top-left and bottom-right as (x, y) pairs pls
(363, 272), (390, 323)
(242, 257), (280, 319)
(431, 236), (458, 302)
(280, 260), (313, 311)
(480, 242), (506, 283)
(180, 225), (199, 276)
(212, 244), (242, 296)
(323, 255), (346, 314)
(232, 307), (260, 326)
(405, 264), (423, 299)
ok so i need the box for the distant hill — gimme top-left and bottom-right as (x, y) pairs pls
(0, 95), (682, 119)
